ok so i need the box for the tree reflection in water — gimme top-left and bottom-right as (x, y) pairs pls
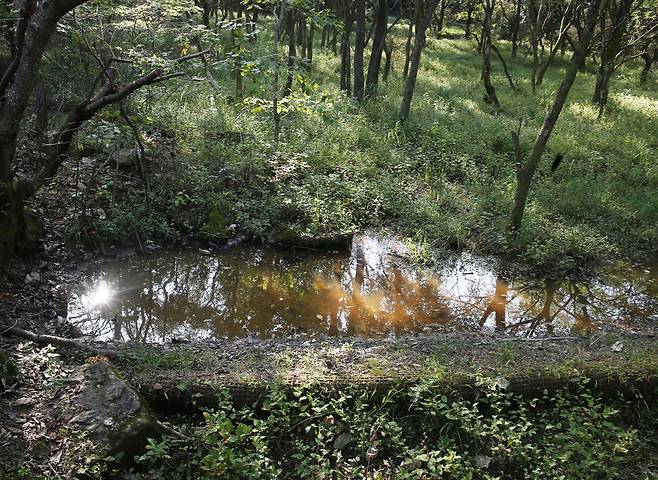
(66, 236), (657, 342)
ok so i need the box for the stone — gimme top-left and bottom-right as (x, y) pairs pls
(0, 349), (18, 390)
(25, 271), (41, 284)
(113, 148), (137, 168)
(68, 361), (161, 460)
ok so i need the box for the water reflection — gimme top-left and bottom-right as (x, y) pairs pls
(66, 235), (657, 342)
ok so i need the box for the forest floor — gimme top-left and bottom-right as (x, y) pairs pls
(3, 20), (658, 479)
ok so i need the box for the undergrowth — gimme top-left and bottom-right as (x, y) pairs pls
(118, 375), (658, 479)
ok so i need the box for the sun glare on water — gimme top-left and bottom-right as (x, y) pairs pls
(87, 282), (115, 307)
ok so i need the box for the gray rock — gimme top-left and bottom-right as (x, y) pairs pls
(25, 271), (41, 284)
(69, 362), (161, 459)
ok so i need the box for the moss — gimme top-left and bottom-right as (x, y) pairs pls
(200, 203), (232, 239)
(108, 407), (162, 464)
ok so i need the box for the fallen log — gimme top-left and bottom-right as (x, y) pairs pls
(0, 323), (117, 358)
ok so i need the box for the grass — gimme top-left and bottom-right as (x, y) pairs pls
(66, 22), (658, 275)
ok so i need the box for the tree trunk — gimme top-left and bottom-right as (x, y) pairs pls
(436, 0), (447, 33)
(340, 2), (353, 93)
(403, 20), (414, 78)
(400, 0), (440, 120)
(592, 0), (634, 114)
(383, 40), (393, 81)
(0, 180), (23, 267)
(465, 6), (474, 38)
(366, 0), (388, 94)
(353, 0), (366, 100)
(640, 46), (657, 84)
(307, 19), (315, 63)
(273, 1), (286, 146)
(508, 0), (601, 232)
(536, 34), (566, 85)
(481, 0), (500, 107)
(511, 0), (521, 57)
(284, 10), (296, 96)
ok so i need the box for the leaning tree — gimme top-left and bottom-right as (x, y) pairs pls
(0, 0), (205, 265)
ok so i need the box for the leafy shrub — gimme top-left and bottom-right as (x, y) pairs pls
(132, 376), (652, 479)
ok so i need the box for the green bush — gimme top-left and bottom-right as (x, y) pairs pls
(131, 376), (655, 479)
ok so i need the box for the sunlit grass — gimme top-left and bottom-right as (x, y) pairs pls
(111, 18), (658, 273)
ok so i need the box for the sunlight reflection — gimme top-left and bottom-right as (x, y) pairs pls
(84, 281), (115, 307)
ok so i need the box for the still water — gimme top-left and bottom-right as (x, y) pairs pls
(67, 235), (657, 342)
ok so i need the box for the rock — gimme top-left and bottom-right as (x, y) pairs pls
(611, 341), (624, 353)
(113, 148), (137, 168)
(25, 271), (41, 284)
(68, 361), (161, 461)
(0, 349), (18, 390)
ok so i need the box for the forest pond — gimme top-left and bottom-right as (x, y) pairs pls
(66, 235), (658, 342)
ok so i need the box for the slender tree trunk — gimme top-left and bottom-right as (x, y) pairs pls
(300, 14), (308, 60)
(528, 0), (545, 93)
(234, 4), (244, 97)
(340, 2), (353, 93)
(640, 46), (657, 84)
(331, 25), (338, 53)
(353, 0), (366, 99)
(536, 34), (567, 85)
(511, 0), (521, 57)
(400, 0), (440, 120)
(383, 40), (393, 81)
(592, 0), (634, 114)
(481, 0), (500, 107)
(438, 0), (447, 32)
(465, 6), (474, 38)
(492, 43), (515, 88)
(273, 2), (286, 146)
(508, 0), (601, 232)
(366, 0), (388, 93)
(307, 18), (315, 63)
(284, 10), (296, 96)
(403, 20), (414, 78)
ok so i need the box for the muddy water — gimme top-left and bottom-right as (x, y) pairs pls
(66, 235), (658, 342)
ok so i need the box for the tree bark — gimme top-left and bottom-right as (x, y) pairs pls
(592, 0), (635, 115)
(340, 1), (353, 93)
(481, 0), (500, 107)
(400, 0), (440, 120)
(273, 2), (286, 147)
(508, 0), (601, 232)
(640, 46), (657, 84)
(511, 0), (521, 57)
(285, 10), (296, 96)
(383, 40), (393, 81)
(353, 0), (366, 100)
(403, 19), (414, 78)
(366, 0), (389, 94)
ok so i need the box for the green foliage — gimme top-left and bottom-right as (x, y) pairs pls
(63, 14), (657, 273)
(130, 376), (656, 479)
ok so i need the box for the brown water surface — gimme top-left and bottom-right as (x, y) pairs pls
(66, 235), (657, 342)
